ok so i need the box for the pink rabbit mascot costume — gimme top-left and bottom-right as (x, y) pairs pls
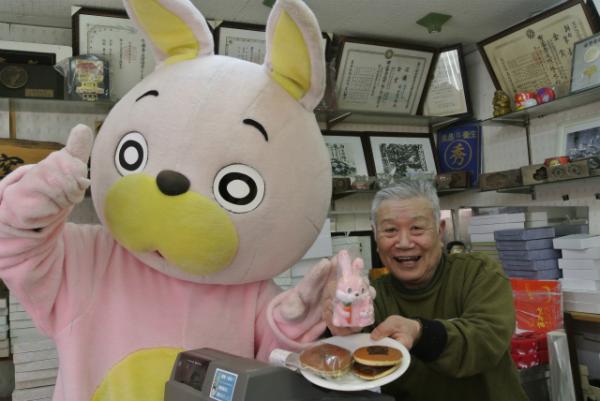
(0, 0), (333, 399)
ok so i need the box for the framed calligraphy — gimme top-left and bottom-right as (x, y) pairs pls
(334, 37), (436, 115)
(73, 7), (157, 101)
(477, 0), (597, 101)
(436, 122), (481, 187)
(365, 133), (438, 178)
(423, 44), (472, 118)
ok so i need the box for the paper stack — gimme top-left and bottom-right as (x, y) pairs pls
(525, 211), (548, 228)
(9, 294), (57, 400)
(469, 213), (526, 262)
(495, 226), (561, 279)
(555, 234), (600, 310)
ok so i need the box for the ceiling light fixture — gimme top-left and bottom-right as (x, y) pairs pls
(416, 12), (452, 34)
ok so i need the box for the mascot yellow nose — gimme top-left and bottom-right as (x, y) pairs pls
(105, 173), (239, 275)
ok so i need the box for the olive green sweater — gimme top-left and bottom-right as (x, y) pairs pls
(371, 252), (528, 401)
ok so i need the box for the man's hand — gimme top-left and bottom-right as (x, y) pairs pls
(370, 315), (422, 349)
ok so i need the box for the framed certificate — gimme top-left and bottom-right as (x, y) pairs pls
(215, 21), (329, 64)
(365, 133), (438, 178)
(215, 22), (268, 64)
(422, 45), (471, 118)
(477, 0), (597, 100)
(73, 7), (157, 101)
(334, 37), (436, 115)
(570, 32), (600, 93)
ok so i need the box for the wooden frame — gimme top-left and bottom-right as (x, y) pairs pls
(322, 131), (372, 182)
(477, 0), (597, 99)
(364, 132), (438, 178)
(422, 44), (472, 118)
(0, 139), (62, 180)
(333, 36), (436, 115)
(72, 7), (156, 100)
(570, 32), (600, 93)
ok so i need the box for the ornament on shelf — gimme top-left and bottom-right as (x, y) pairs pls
(492, 90), (512, 116)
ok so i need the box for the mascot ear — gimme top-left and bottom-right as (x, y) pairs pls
(264, 0), (326, 111)
(123, 0), (214, 65)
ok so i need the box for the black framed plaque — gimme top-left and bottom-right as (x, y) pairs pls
(334, 37), (436, 115)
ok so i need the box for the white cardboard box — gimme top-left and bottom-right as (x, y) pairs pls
(553, 234), (600, 250)
(559, 258), (600, 269)
(470, 213), (525, 226)
(562, 268), (600, 280)
(562, 248), (600, 259)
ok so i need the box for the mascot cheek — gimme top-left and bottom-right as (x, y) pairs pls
(105, 175), (238, 275)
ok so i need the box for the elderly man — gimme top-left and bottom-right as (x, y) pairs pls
(324, 179), (528, 401)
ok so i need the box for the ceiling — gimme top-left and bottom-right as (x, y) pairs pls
(0, 0), (568, 52)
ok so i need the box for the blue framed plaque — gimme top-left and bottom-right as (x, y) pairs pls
(436, 123), (481, 187)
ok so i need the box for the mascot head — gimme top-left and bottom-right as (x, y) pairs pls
(90, 0), (331, 284)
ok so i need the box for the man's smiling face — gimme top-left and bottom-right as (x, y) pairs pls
(374, 197), (445, 288)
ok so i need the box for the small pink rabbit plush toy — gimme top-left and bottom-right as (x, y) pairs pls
(332, 249), (376, 327)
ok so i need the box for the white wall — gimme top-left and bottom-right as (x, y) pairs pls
(3, 20), (599, 237)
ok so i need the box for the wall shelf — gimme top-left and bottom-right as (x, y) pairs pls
(315, 108), (462, 130)
(481, 86), (600, 127)
(1, 97), (115, 115)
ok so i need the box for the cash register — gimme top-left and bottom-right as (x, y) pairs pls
(165, 348), (395, 401)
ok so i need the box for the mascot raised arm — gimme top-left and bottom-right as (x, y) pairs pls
(0, 0), (332, 399)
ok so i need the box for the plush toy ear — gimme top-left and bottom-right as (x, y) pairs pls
(123, 0), (214, 64)
(264, 0), (326, 111)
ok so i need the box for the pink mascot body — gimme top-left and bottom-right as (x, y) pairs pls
(0, 0), (332, 399)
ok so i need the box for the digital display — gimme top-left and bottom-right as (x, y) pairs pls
(174, 355), (210, 391)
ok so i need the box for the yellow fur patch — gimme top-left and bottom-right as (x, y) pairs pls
(270, 11), (311, 99)
(91, 348), (181, 401)
(105, 174), (238, 275)
(129, 0), (199, 63)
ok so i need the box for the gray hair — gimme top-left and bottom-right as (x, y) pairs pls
(370, 179), (440, 233)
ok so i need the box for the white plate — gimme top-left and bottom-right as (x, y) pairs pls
(299, 333), (410, 392)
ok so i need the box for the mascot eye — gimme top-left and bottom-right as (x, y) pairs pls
(213, 164), (265, 213)
(115, 132), (148, 175)
(347, 288), (352, 293)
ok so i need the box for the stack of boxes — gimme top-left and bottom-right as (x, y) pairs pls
(495, 227), (561, 279)
(555, 234), (600, 312)
(468, 212), (526, 262)
(9, 295), (57, 401)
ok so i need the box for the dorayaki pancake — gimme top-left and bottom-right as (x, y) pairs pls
(351, 362), (401, 381)
(353, 345), (403, 366)
(351, 345), (402, 381)
(299, 343), (352, 378)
